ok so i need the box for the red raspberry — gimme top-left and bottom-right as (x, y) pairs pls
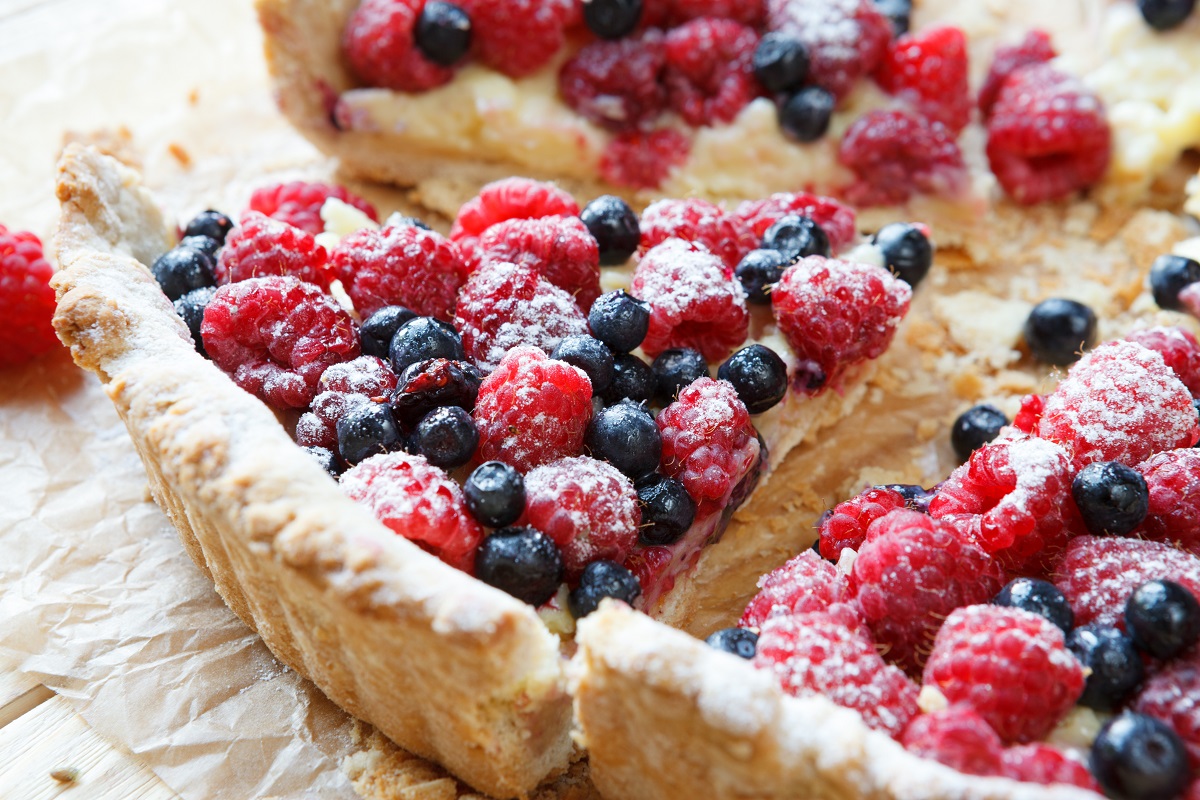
(734, 191), (857, 253)
(201, 276), (360, 409)
(923, 605), (1085, 744)
(557, 33), (667, 132)
(753, 612), (919, 738)
(1011, 392), (1046, 434)
(876, 26), (971, 133)
(1001, 744), (1100, 791)
(521, 456), (641, 579)
(739, 550), (861, 630)
(332, 224), (469, 320)
(340, 451), (484, 573)
(295, 356), (398, 450)
(247, 181), (379, 236)
(1053, 535), (1200, 628)
(901, 706), (1005, 777)
(1036, 340), (1199, 472)
(657, 377), (759, 515)
(449, 177), (579, 251)
(622, 544), (674, 597)
(1138, 449), (1200, 555)
(477, 215), (602, 311)
(342, 0), (455, 92)
(817, 486), (908, 562)
(638, 198), (757, 275)
(662, 19), (760, 127)
(215, 212), (332, 290)
(1133, 651), (1200, 771)
(473, 346), (592, 472)
(1126, 326), (1200, 398)
(850, 509), (1005, 675)
(978, 30), (1057, 119)
(0, 225), (57, 368)
(839, 109), (967, 207)
(986, 63), (1111, 205)
(599, 129), (692, 190)
(631, 239), (749, 362)
(644, 0), (765, 26)
(458, 0), (572, 78)
(454, 260), (589, 373)
(765, 0), (892, 101)
(771, 255), (912, 393)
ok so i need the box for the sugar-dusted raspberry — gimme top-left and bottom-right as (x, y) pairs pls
(521, 455), (641, 578)
(340, 451), (483, 572)
(599, 129), (692, 190)
(1133, 651), (1200, 770)
(818, 486), (908, 562)
(332, 224), (469, 320)
(839, 109), (967, 207)
(765, 0), (892, 101)
(924, 605), (1085, 743)
(657, 377), (759, 514)
(978, 30), (1057, 119)
(247, 181), (378, 236)
(473, 346), (592, 472)
(454, 260), (589, 373)
(1053, 535), (1200, 627)
(0, 225), (57, 368)
(1036, 340), (1199, 472)
(740, 550), (861, 630)
(449, 177), (580, 251)
(558, 33), (667, 132)
(1002, 744), (1101, 791)
(201, 276), (360, 409)
(734, 191), (857, 253)
(215, 212), (332, 289)
(631, 239), (749, 362)
(343, 0), (455, 92)
(850, 509), (1005, 674)
(647, 0), (765, 26)
(1137, 449), (1200, 554)
(477, 215), (602, 311)
(296, 356), (399, 449)
(986, 63), (1111, 205)
(772, 255), (911, 393)
(638, 198), (757, 275)
(458, 0), (572, 78)
(662, 19), (760, 127)
(876, 25), (970, 132)
(901, 706), (1005, 777)
(1127, 327), (1200, 398)
(753, 612), (920, 738)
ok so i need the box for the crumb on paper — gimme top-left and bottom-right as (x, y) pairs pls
(188, 88), (200, 106)
(168, 143), (192, 168)
(50, 766), (80, 783)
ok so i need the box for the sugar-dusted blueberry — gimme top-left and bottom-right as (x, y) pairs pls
(1024, 298), (1096, 366)
(568, 560), (642, 618)
(1137, 0), (1196, 30)
(589, 290), (650, 352)
(602, 352), (655, 404)
(361, 305), (418, 358)
(586, 400), (661, 480)
(994, 577), (1074, 633)
(1150, 254), (1200, 311)
(1125, 579), (1200, 660)
(389, 316), (466, 373)
(706, 627), (758, 659)
(874, 222), (933, 288)
(950, 403), (1008, 463)
(636, 474), (696, 546)
(1067, 625), (1144, 711)
(1071, 461), (1150, 537)
(872, 0), (912, 35)
(415, 1), (472, 65)
(651, 347), (709, 406)
(762, 215), (830, 261)
(779, 86), (835, 143)
(582, 0), (642, 40)
(183, 209), (234, 244)
(718, 344), (788, 415)
(475, 527), (564, 606)
(1091, 712), (1189, 800)
(179, 234), (220, 260)
(753, 32), (809, 94)
(735, 249), (789, 305)
(152, 244), (216, 301)
(391, 357), (482, 427)
(464, 461), (525, 528)
(304, 445), (342, 479)
(412, 406), (478, 469)
(581, 195), (641, 266)
(552, 334), (615, 394)
(336, 402), (404, 465)
(173, 286), (217, 358)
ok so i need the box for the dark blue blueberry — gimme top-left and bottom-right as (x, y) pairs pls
(872, 0), (912, 35)
(1071, 461), (1150, 537)
(1125, 579), (1200, 659)
(993, 578), (1074, 633)
(705, 627), (758, 659)
(636, 474), (696, 546)
(391, 358), (482, 427)
(179, 234), (220, 260)
(388, 215), (432, 231)
(152, 244), (216, 301)
(336, 402), (403, 465)
(718, 344), (788, 415)
(1023, 298), (1096, 366)
(1137, 0), (1196, 30)
(1067, 625), (1144, 711)
(1150, 254), (1200, 311)
(875, 483), (935, 512)
(361, 305), (417, 358)
(586, 400), (661, 480)
(552, 334), (616, 394)
(568, 560), (642, 618)
(581, 195), (641, 265)
(304, 445), (342, 479)
(651, 347), (709, 406)
(778, 86), (835, 143)
(412, 406), (478, 469)
(589, 290), (650, 353)
(1091, 712), (1189, 800)
(475, 527), (564, 606)
(950, 404), (1008, 463)
(173, 286), (217, 358)
(582, 0), (642, 40)
(735, 248), (789, 305)
(389, 316), (466, 374)
(602, 352), (655, 405)
(464, 461), (525, 528)
(183, 209), (234, 244)
(415, 1), (472, 65)
(752, 32), (809, 94)
(762, 214), (830, 261)
(873, 222), (933, 287)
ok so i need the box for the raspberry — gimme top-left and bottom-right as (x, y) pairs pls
(739, 550), (861, 630)
(638, 198), (757, 275)
(215, 212), (332, 290)
(454, 260), (589, 373)
(817, 486), (908, 562)
(473, 346), (592, 472)
(645, 0), (765, 26)
(1002, 744), (1100, 790)
(734, 192), (857, 253)
(1133, 651), (1200, 771)
(1138, 449), (1200, 554)
(449, 177), (579, 251)
(662, 19), (760, 127)
(0, 226), (57, 368)
(458, 0), (572, 78)
(986, 64), (1111, 205)
(622, 544), (674, 596)
(201, 276), (360, 409)
(1126, 327), (1200, 398)
(340, 451), (484, 572)
(1053, 535), (1200, 628)
(391, 357), (482, 427)
(838, 109), (967, 207)
(1012, 392), (1046, 434)
(332, 224), (469, 320)
(765, 0), (892, 101)
(599, 129), (692, 190)
(978, 30), (1057, 119)
(521, 455), (641, 579)
(771, 255), (911, 393)
(1036, 341), (1199, 472)
(343, 0), (455, 92)
(924, 605), (1085, 744)
(753, 612), (919, 738)
(656, 377), (759, 515)
(295, 356), (398, 449)
(876, 25), (971, 133)
(557, 34), (667, 132)
(850, 509), (1005, 674)
(630, 239), (749, 362)
(247, 181), (378, 236)
(477, 215), (602, 311)
(901, 706), (1005, 777)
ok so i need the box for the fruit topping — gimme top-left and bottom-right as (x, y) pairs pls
(588, 290), (650, 354)
(638, 198), (757, 275)
(717, 344), (788, 415)
(359, 305), (417, 358)
(458, 0), (573, 78)
(0, 225), (57, 368)
(1138, 0), (1198, 31)
(1133, 649), (1200, 772)
(296, 355), (399, 450)
(449, 177), (579, 247)
(580, 196), (641, 267)
(733, 249), (788, 305)
(993, 578), (1074, 634)
(838, 109), (966, 207)
(182, 209), (234, 244)
(477, 215), (602, 310)
(735, 191), (856, 253)
(635, 474), (696, 546)
(876, 25), (970, 133)
(705, 627), (758, 658)
(215, 212), (332, 289)
(760, 214), (830, 261)
(603, 353), (656, 405)
(764, 0), (892, 102)
(174, 287), (217, 358)
(586, 400), (662, 480)
(977, 30), (1056, 119)
(388, 317), (467, 374)
(1067, 625), (1145, 712)
(752, 31), (808, 94)
(777, 85), (836, 142)
(333, 224), (469, 320)
(558, 34), (669, 131)
(740, 549), (859, 630)
(551, 334), (615, 394)
(1091, 713), (1190, 800)
(414, 1), (473, 66)
(599, 129), (692, 190)
(411, 405), (479, 468)
(873, 222), (933, 288)
(650, 347), (710, 406)
(151, 242), (216, 301)
(949, 404), (1008, 464)
(816, 486), (908, 562)
(662, 18), (760, 126)
(474, 526), (564, 605)
(1151, 255), (1200, 313)
(248, 181), (378, 235)
(463, 460), (525, 528)
(1125, 579), (1200, 660)
(568, 559), (643, 617)
(343, 0), (456, 92)
(582, 0), (643, 39)
(1137, 448), (1200, 554)
(1023, 297), (1097, 366)
(1071, 461), (1150, 537)
(1127, 327), (1200, 398)
(900, 705), (1005, 777)
(337, 401), (405, 465)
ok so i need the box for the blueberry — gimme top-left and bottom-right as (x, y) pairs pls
(1091, 712), (1189, 800)
(568, 560), (642, 618)
(412, 406), (478, 469)
(589, 290), (650, 353)
(778, 86), (835, 143)
(1150, 254), (1200, 311)
(552, 334), (615, 394)
(464, 461), (525, 528)
(414, 1), (472, 65)
(1125, 579), (1200, 659)
(587, 400), (661, 480)
(993, 577), (1074, 633)
(582, 0), (642, 40)
(1071, 461), (1149, 537)
(718, 344), (788, 415)
(950, 404), (1008, 463)
(173, 286), (217, 358)
(389, 317), (466, 374)
(179, 234), (220, 259)
(1137, 0), (1196, 30)
(735, 249), (789, 305)
(1067, 625), (1144, 711)
(762, 215), (830, 261)
(183, 209), (234, 244)
(304, 445), (342, 479)
(875, 483), (935, 512)
(386, 214), (433, 231)
(391, 358), (482, 427)
(152, 244), (216, 301)
(1194, 397), (1200, 444)
(872, 0), (912, 35)
(874, 222), (933, 288)
(705, 627), (758, 659)
(1023, 298), (1097, 366)
(752, 32), (809, 94)
(602, 352), (655, 405)
(336, 402), (404, 465)
(475, 527), (564, 606)
(361, 305), (417, 358)
(581, 195), (640, 265)
(651, 347), (709, 406)
(636, 474), (696, 546)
